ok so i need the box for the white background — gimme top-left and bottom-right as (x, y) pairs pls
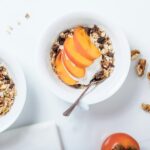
(0, 0), (150, 149)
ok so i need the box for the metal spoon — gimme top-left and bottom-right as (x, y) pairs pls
(63, 79), (104, 116)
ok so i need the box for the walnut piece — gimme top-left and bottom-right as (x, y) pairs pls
(101, 60), (110, 69)
(147, 72), (150, 80)
(131, 50), (140, 61)
(93, 70), (105, 81)
(141, 103), (150, 113)
(136, 59), (146, 76)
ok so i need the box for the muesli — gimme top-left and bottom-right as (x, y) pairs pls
(0, 65), (16, 116)
(50, 25), (115, 88)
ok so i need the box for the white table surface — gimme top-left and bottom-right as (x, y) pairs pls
(0, 0), (150, 149)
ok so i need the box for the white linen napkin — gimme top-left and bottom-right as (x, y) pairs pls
(0, 121), (62, 150)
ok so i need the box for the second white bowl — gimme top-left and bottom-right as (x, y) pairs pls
(0, 50), (26, 132)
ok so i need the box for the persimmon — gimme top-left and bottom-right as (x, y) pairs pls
(101, 133), (140, 150)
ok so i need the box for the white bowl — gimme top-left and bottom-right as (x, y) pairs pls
(36, 12), (130, 106)
(0, 50), (26, 132)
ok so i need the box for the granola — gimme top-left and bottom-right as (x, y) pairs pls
(50, 25), (115, 88)
(0, 65), (16, 116)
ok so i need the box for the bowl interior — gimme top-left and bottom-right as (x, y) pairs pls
(0, 53), (26, 132)
(37, 13), (130, 105)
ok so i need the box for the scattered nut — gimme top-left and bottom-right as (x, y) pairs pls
(6, 25), (13, 34)
(147, 72), (150, 80)
(25, 13), (30, 19)
(131, 49), (140, 60)
(141, 103), (150, 113)
(136, 59), (146, 76)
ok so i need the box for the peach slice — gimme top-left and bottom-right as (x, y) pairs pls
(64, 37), (93, 68)
(55, 52), (77, 85)
(74, 27), (101, 60)
(62, 51), (85, 78)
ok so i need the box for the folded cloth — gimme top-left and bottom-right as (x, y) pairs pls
(0, 121), (62, 150)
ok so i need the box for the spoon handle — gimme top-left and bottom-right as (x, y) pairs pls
(63, 83), (92, 116)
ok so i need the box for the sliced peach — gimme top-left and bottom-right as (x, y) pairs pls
(62, 51), (85, 78)
(64, 37), (93, 68)
(74, 27), (101, 60)
(55, 52), (77, 85)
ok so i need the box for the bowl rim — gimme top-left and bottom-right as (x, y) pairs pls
(0, 50), (27, 133)
(36, 11), (131, 105)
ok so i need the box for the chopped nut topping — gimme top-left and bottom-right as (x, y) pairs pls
(84, 27), (91, 36)
(101, 60), (110, 69)
(147, 72), (150, 80)
(93, 70), (105, 81)
(141, 103), (150, 113)
(136, 59), (146, 76)
(52, 44), (59, 53)
(131, 50), (140, 60)
(107, 51), (114, 57)
(90, 25), (99, 33)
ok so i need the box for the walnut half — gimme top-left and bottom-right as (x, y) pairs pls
(141, 103), (150, 113)
(136, 59), (146, 76)
(131, 50), (140, 61)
